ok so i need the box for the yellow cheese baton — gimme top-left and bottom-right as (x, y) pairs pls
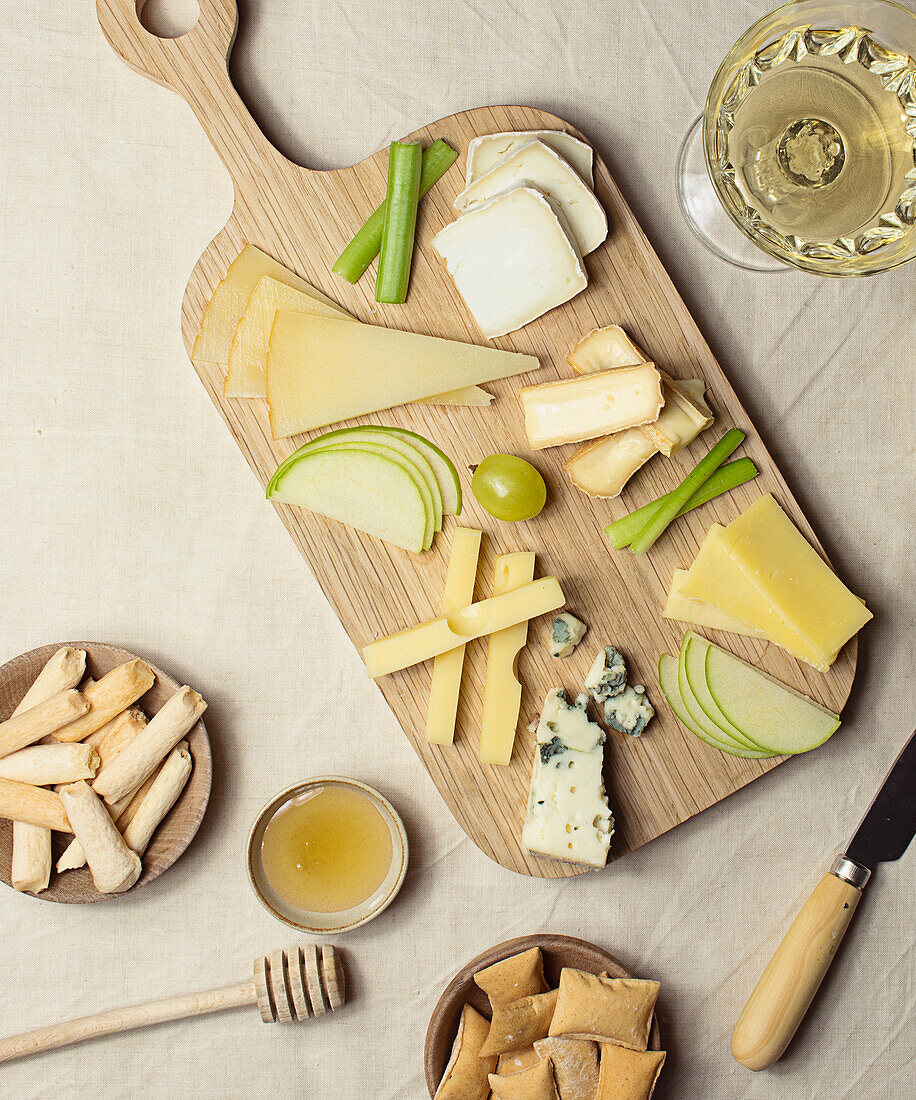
(364, 577), (564, 679)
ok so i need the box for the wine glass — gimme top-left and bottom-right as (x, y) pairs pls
(677, 0), (916, 274)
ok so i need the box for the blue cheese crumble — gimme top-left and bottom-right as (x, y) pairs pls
(549, 613), (587, 658)
(584, 646), (627, 702)
(604, 684), (655, 737)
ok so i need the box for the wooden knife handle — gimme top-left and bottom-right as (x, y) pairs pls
(731, 870), (864, 1071)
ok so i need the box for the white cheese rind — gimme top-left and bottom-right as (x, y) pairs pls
(432, 186), (587, 340)
(453, 141), (608, 256)
(522, 690), (613, 869)
(466, 130), (594, 187)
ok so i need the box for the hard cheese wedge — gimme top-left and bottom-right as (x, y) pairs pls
(465, 130), (594, 187)
(266, 312), (538, 438)
(363, 577), (564, 678)
(432, 186), (587, 339)
(663, 568), (766, 638)
(426, 529), (482, 746)
(453, 140), (607, 255)
(479, 552), (536, 765)
(720, 494), (872, 660)
(521, 363), (663, 450)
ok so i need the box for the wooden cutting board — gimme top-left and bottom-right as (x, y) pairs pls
(97, 0), (857, 879)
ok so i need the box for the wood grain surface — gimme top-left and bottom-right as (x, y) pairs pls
(0, 642), (211, 903)
(96, 0), (857, 879)
(424, 933), (662, 1096)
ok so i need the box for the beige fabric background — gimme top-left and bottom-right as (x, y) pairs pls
(1, 1), (914, 1096)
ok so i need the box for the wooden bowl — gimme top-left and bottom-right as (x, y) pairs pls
(0, 642), (211, 903)
(424, 933), (662, 1096)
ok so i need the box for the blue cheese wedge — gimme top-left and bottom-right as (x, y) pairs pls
(584, 646), (627, 701)
(604, 684), (655, 737)
(550, 613), (588, 658)
(431, 186), (587, 340)
(522, 690), (614, 869)
(465, 130), (594, 187)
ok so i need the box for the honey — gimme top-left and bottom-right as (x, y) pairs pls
(260, 785), (393, 913)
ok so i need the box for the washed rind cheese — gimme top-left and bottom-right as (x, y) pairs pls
(432, 186), (587, 340)
(465, 130), (594, 187)
(522, 690), (613, 869)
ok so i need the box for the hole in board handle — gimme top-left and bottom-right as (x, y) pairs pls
(137, 0), (200, 39)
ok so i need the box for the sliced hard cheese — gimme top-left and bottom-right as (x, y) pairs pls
(414, 385), (493, 407)
(521, 364), (663, 450)
(720, 494), (872, 661)
(363, 578), (564, 678)
(192, 245), (340, 365)
(226, 275), (352, 397)
(432, 186), (587, 340)
(479, 552), (537, 765)
(567, 325), (647, 373)
(426, 529), (482, 746)
(453, 141), (607, 255)
(466, 130), (594, 187)
(663, 569), (765, 638)
(266, 312), (539, 438)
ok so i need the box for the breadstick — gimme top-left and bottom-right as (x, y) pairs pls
(122, 741), (192, 856)
(9, 647), (86, 892)
(0, 743), (99, 785)
(58, 781), (141, 893)
(53, 659), (154, 744)
(55, 708), (148, 873)
(0, 690), (88, 759)
(0, 778), (70, 831)
(92, 687), (205, 805)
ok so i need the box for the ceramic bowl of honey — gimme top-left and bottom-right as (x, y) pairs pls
(246, 777), (409, 935)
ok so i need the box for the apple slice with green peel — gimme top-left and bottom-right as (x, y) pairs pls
(364, 426), (461, 515)
(659, 655), (774, 759)
(278, 430), (444, 533)
(704, 642), (841, 754)
(682, 632), (767, 751)
(267, 446), (431, 554)
(677, 638), (767, 753)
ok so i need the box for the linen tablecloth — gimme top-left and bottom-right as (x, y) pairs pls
(1, 2), (913, 1096)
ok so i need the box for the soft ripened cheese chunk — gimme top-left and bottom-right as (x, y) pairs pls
(266, 312), (539, 437)
(466, 130), (594, 186)
(522, 690), (613, 869)
(521, 364), (663, 450)
(564, 428), (659, 498)
(567, 325), (648, 373)
(454, 141), (608, 255)
(432, 186), (587, 339)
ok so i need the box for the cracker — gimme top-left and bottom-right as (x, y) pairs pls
(534, 1037), (599, 1100)
(435, 1003), (495, 1100)
(549, 970), (659, 1051)
(475, 948), (549, 1007)
(497, 1047), (542, 1076)
(596, 1045), (666, 1100)
(489, 1057), (559, 1100)
(480, 989), (559, 1057)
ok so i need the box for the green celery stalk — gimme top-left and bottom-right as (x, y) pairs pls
(604, 458), (758, 550)
(629, 429), (747, 555)
(332, 139), (457, 285)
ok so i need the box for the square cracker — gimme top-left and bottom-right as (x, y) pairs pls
(489, 1056), (560, 1100)
(549, 970), (659, 1051)
(534, 1037), (599, 1100)
(596, 1045), (666, 1100)
(481, 989), (560, 1057)
(475, 948), (550, 1007)
(435, 1003), (496, 1100)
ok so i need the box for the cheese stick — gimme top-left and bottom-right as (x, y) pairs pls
(116, 768), (159, 828)
(0, 690), (88, 759)
(92, 687), (206, 805)
(0, 778), (70, 831)
(9, 648), (86, 892)
(58, 781), (141, 893)
(0, 743), (99, 785)
(122, 741), (192, 856)
(53, 659), (154, 744)
(83, 705), (146, 752)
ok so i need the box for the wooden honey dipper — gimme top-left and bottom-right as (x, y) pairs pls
(0, 944), (343, 1064)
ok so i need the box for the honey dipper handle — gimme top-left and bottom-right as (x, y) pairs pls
(0, 980), (255, 1065)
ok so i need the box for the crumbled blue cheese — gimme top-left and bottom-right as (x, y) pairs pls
(522, 689), (614, 868)
(584, 646), (627, 703)
(549, 612), (588, 658)
(603, 684), (655, 737)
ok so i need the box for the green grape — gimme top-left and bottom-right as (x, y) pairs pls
(471, 454), (547, 522)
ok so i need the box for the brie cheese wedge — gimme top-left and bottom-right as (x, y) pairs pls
(453, 140), (608, 255)
(432, 185), (587, 339)
(466, 130), (594, 187)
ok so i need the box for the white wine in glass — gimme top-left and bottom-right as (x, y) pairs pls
(678, 0), (916, 275)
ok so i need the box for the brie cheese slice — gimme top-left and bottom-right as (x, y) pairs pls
(432, 185), (587, 339)
(453, 140), (608, 255)
(466, 130), (594, 187)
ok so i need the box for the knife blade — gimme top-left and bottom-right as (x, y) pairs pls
(732, 730), (916, 1071)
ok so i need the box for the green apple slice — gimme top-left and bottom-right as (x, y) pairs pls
(659, 655), (774, 759)
(682, 632), (767, 751)
(266, 446), (430, 554)
(705, 643), (841, 754)
(377, 428), (462, 516)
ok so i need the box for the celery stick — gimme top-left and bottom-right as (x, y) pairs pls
(605, 458), (758, 550)
(376, 141), (422, 302)
(333, 139), (457, 284)
(629, 429), (746, 555)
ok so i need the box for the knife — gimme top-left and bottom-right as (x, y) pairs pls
(731, 730), (916, 1071)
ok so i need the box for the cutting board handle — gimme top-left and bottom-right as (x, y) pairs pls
(96, 0), (290, 185)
